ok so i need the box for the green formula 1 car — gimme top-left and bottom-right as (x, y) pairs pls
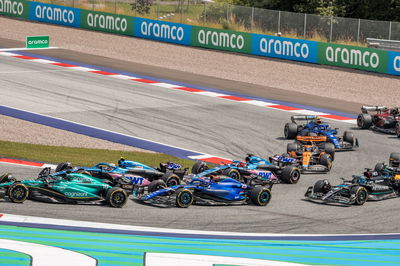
(0, 168), (129, 207)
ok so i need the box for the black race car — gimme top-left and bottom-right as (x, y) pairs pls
(305, 161), (400, 205)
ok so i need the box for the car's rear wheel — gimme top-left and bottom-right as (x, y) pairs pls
(319, 154), (332, 170)
(175, 188), (193, 208)
(222, 168), (242, 181)
(287, 143), (298, 153)
(284, 123), (298, 139)
(357, 113), (372, 129)
(389, 153), (400, 167)
(8, 183), (29, 203)
(191, 161), (208, 174)
(148, 179), (167, 193)
(396, 123), (400, 138)
(343, 131), (356, 147)
(106, 187), (127, 208)
(250, 186), (271, 206)
(161, 173), (180, 186)
(323, 142), (335, 161)
(350, 186), (368, 205)
(281, 165), (301, 184)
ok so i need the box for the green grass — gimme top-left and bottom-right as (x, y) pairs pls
(0, 140), (195, 168)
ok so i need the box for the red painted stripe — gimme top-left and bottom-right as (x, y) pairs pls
(132, 78), (159, 84)
(173, 87), (204, 92)
(0, 214), (3, 218)
(13, 55), (37, 60)
(200, 157), (232, 165)
(267, 105), (302, 111)
(0, 158), (44, 167)
(51, 62), (77, 67)
(320, 114), (353, 120)
(89, 70), (117, 75)
(218, 95), (250, 101)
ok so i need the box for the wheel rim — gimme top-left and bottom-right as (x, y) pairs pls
(180, 192), (192, 205)
(259, 191), (270, 203)
(358, 190), (367, 202)
(167, 179), (179, 186)
(112, 192), (125, 205)
(291, 170), (300, 181)
(12, 187), (25, 200)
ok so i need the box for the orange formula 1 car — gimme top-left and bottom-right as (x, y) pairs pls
(285, 136), (335, 173)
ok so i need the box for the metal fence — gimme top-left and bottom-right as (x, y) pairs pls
(39, 0), (400, 44)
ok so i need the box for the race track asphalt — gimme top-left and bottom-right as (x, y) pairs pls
(0, 43), (399, 234)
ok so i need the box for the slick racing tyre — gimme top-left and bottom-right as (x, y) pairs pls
(343, 131), (356, 147)
(222, 168), (242, 181)
(191, 161), (209, 174)
(284, 123), (298, 139)
(313, 180), (331, 194)
(161, 173), (180, 187)
(106, 187), (127, 208)
(323, 142), (335, 161)
(175, 188), (194, 208)
(357, 113), (372, 129)
(389, 153), (400, 167)
(396, 123), (400, 138)
(281, 165), (301, 184)
(286, 143), (299, 153)
(350, 186), (368, 205)
(250, 186), (271, 206)
(7, 183), (29, 203)
(148, 179), (167, 193)
(319, 154), (333, 170)
(55, 162), (72, 172)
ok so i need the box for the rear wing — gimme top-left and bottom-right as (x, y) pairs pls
(361, 106), (388, 113)
(290, 115), (317, 123)
(296, 136), (327, 143)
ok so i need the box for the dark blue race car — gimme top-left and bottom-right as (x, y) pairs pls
(284, 115), (358, 151)
(135, 176), (272, 208)
(55, 159), (186, 187)
(191, 154), (301, 184)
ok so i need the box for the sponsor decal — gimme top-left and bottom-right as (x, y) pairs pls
(29, 2), (80, 27)
(127, 176), (145, 185)
(134, 17), (191, 45)
(26, 36), (49, 49)
(80, 10), (133, 35)
(252, 34), (317, 63)
(65, 192), (88, 197)
(318, 43), (388, 73)
(387, 51), (400, 76)
(0, 0), (28, 18)
(258, 171), (272, 179)
(191, 26), (252, 53)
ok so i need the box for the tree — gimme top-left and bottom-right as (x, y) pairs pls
(131, 0), (153, 15)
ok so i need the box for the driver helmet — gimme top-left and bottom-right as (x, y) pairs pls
(118, 157), (125, 166)
(390, 108), (399, 116)
(314, 116), (322, 124)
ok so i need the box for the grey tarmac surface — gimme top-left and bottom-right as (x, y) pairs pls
(0, 54), (399, 234)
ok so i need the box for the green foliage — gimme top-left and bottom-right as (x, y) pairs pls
(230, 0), (400, 21)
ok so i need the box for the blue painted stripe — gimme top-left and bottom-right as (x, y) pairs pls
(1, 220), (400, 241)
(11, 51), (357, 119)
(0, 105), (202, 159)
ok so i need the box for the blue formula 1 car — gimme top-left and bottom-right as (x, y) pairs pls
(284, 115), (358, 151)
(55, 159), (186, 187)
(191, 154), (301, 184)
(135, 176), (272, 207)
